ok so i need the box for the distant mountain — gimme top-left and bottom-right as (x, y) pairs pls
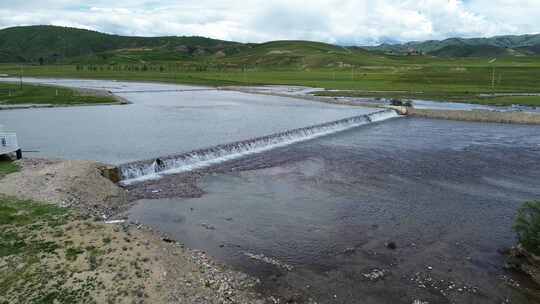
(365, 34), (540, 57)
(0, 25), (243, 63)
(0, 25), (386, 67)
(1, 25), (539, 66)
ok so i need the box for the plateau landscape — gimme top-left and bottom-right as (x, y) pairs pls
(0, 1), (540, 303)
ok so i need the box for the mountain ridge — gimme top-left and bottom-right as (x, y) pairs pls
(1, 25), (540, 64)
(364, 33), (540, 56)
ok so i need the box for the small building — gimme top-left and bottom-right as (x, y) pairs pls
(0, 125), (21, 159)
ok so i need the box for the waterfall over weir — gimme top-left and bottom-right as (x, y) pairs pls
(118, 109), (399, 185)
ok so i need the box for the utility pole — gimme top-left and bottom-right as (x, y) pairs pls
(488, 58), (497, 95)
(491, 65), (495, 93)
(19, 65), (23, 90)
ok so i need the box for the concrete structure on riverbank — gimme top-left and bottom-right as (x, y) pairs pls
(407, 108), (540, 125)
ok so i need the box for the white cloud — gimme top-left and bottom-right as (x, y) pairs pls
(0, 0), (539, 45)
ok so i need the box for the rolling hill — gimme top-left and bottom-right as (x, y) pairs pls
(0, 25), (243, 64)
(366, 34), (540, 57)
(0, 25), (393, 68)
(1, 25), (539, 67)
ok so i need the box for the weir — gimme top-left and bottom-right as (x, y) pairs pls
(118, 109), (399, 184)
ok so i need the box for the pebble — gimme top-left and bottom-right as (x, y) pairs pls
(386, 242), (397, 250)
(362, 269), (387, 281)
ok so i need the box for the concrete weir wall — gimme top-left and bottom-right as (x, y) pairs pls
(408, 108), (540, 125)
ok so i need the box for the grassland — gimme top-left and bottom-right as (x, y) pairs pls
(1, 37), (540, 106)
(2, 58), (540, 106)
(0, 159), (19, 177)
(0, 82), (117, 106)
(0, 195), (151, 304)
(0, 196), (78, 303)
(0, 191), (262, 304)
(315, 90), (540, 107)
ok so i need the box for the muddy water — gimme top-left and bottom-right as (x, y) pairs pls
(128, 118), (540, 303)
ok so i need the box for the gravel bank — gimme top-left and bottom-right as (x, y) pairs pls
(0, 158), (269, 303)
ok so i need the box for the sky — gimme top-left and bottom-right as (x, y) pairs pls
(0, 0), (539, 45)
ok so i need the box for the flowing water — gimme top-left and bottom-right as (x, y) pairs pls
(0, 78), (380, 164)
(128, 118), (540, 304)
(118, 109), (398, 184)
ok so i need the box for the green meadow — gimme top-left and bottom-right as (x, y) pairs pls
(1, 34), (540, 106)
(2, 57), (540, 106)
(0, 82), (117, 106)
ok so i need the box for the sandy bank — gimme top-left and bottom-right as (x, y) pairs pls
(0, 159), (129, 218)
(221, 86), (386, 108)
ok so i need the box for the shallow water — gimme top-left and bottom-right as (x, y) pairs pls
(0, 78), (376, 164)
(129, 118), (540, 303)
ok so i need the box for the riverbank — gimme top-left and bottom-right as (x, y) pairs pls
(313, 90), (540, 107)
(0, 158), (268, 304)
(221, 86), (386, 108)
(407, 108), (540, 125)
(3, 60), (540, 108)
(223, 85), (540, 124)
(4, 77), (540, 127)
(0, 82), (129, 110)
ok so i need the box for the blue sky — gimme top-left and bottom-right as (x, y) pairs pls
(0, 0), (539, 45)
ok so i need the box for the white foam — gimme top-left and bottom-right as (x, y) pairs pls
(119, 109), (399, 185)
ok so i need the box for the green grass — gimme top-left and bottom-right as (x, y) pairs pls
(65, 247), (85, 261)
(0, 160), (19, 178)
(514, 201), (540, 256)
(0, 196), (66, 227)
(315, 90), (540, 107)
(0, 196), (99, 304)
(1, 54), (540, 106)
(0, 82), (118, 105)
(468, 96), (540, 107)
(0, 196), (66, 258)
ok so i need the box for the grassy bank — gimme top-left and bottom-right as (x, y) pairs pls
(0, 196), (79, 303)
(0, 192), (263, 304)
(0, 82), (118, 106)
(0, 195), (153, 304)
(0, 158), (264, 303)
(2, 61), (540, 106)
(0, 159), (19, 177)
(314, 90), (540, 107)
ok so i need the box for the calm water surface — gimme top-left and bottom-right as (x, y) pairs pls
(0, 78), (375, 164)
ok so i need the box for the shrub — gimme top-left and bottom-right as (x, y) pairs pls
(514, 201), (540, 256)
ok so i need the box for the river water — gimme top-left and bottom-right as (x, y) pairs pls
(128, 118), (540, 303)
(0, 78), (378, 164)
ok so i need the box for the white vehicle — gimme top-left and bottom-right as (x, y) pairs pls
(0, 125), (21, 159)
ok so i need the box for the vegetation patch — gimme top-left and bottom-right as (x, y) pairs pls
(515, 201), (540, 256)
(0, 196), (167, 304)
(314, 90), (540, 107)
(0, 159), (19, 178)
(0, 82), (117, 105)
